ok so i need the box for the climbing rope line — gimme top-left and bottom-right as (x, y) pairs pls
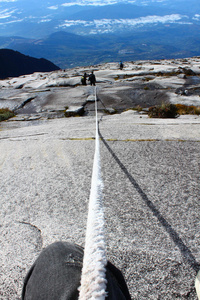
(79, 86), (107, 300)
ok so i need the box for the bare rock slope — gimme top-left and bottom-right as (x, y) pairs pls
(1, 57), (200, 120)
(0, 58), (200, 299)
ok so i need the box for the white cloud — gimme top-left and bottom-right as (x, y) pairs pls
(62, 0), (128, 7)
(193, 14), (200, 21)
(61, 0), (168, 6)
(59, 14), (185, 31)
(0, 18), (23, 24)
(141, 0), (166, 3)
(38, 18), (52, 23)
(27, 15), (38, 20)
(48, 5), (59, 10)
(0, 0), (17, 2)
(0, 8), (16, 19)
(62, 2), (81, 6)
(59, 19), (88, 26)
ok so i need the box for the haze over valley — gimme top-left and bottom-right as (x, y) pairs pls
(0, 0), (200, 68)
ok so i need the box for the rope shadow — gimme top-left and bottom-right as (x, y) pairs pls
(99, 130), (200, 273)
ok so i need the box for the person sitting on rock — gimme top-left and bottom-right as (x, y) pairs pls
(88, 71), (96, 86)
(22, 241), (131, 300)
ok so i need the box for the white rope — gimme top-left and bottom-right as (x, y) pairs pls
(79, 87), (107, 300)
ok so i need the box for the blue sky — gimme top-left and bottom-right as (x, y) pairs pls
(0, 0), (166, 3)
(0, 0), (199, 37)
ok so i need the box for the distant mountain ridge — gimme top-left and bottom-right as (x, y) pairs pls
(0, 1), (200, 69)
(1, 24), (200, 69)
(0, 49), (60, 80)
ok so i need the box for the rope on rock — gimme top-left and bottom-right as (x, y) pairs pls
(79, 87), (107, 300)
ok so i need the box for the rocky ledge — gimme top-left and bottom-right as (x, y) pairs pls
(0, 57), (200, 121)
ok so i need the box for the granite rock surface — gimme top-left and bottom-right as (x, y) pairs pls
(0, 58), (200, 299)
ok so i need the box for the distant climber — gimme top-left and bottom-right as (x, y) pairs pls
(120, 61), (124, 70)
(81, 73), (87, 85)
(88, 71), (96, 86)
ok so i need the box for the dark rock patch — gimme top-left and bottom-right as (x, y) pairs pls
(0, 49), (60, 79)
